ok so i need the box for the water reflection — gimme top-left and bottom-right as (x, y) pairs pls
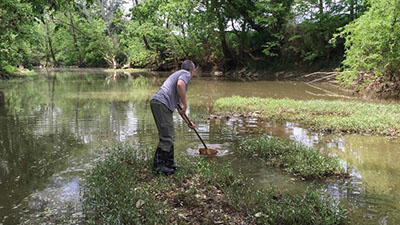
(0, 72), (159, 223)
(186, 143), (231, 157)
(0, 70), (399, 224)
(210, 116), (400, 224)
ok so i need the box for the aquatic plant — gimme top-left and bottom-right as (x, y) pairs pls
(214, 96), (400, 136)
(82, 144), (346, 224)
(239, 136), (345, 179)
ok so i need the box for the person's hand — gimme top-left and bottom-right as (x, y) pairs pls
(189, 121), (195, 129)
(179, 103), (187, 114)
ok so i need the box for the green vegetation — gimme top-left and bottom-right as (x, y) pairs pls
(0, 67), (37, 79)
(1, 0), (399, 92)
(214, 96), (400, 136)
(18, 69), (37, 76)
(337, 0), (400, 95)
(1, 0), (366, 75)
(239, 136), (345, 179)
(82, 144), (346, 224)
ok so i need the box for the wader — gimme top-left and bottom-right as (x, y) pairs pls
(150, 99), (178, 174)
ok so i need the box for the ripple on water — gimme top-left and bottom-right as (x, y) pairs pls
(186, 143), (232, 157)
(2, 73), (400, 225)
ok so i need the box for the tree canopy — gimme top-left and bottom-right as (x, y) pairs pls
(0, 0), (368, 71)
(338, 0), (400, 92)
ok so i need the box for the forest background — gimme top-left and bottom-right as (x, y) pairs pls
(1, 0), (400, 97)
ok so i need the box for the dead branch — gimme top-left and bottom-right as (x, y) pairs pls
(308, 73), (339, 83)
(243, 49), (264, 61)
(304, 71), (340, 78)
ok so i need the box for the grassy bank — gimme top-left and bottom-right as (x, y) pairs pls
(0, 68), (37, 79)
(214, 96), (400, 136)
(82, 144), (346, 224)
(239, 136), (345, 179)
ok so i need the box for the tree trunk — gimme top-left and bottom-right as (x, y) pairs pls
(43, 24), (50, 68)
(142, 32), (151, 50)
(97, 0), (113, 35)
(112, 55), (118, 69)
(226, 0), (264, 34)
(45, 17), (58, 66)
(216, 1), (235, 69)
(181, 24), (186, 37)
(318, 0), (324, 15)
(349, 0), (355, 19)
(66, 12), (83, 66)
(133, 0), (151, 50)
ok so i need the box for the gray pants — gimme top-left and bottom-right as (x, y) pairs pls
(150, 99), (174, 152)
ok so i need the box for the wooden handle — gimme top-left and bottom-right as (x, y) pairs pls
(177, 104), (208, 149)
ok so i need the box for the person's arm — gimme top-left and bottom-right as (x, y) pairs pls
(177, 79), (187, 112)
(177, 79), (195, 128)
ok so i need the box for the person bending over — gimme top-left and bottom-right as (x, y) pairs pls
(150, 60), (195, 175)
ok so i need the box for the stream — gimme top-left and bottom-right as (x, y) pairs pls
(0, 69), (399, 224)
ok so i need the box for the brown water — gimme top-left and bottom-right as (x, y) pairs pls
(0, 69), (399, 224)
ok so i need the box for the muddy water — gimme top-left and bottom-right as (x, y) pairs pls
(0, 69), (399, 224)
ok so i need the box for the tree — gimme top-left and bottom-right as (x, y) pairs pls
(280, 0), (366, 70)
(0, 0), (36, 75)
(0, 0), (91, 75)
(0, 0), (374, 76)
(339, 0), (400, 93)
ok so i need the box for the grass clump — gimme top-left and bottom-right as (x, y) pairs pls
(0, 64), (37, 78)
(18, 69), (37, 76)
(239, 136), (345, 179)
(82, 144), (346, 224)
(214, 96), (400, 136)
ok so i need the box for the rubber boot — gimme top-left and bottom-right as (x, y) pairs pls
(166, 146), (179, 170)
(153, 147), (175, 175)
(152, 147), (160, 170)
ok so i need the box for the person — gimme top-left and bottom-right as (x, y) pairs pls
(150, 60), (196, 175)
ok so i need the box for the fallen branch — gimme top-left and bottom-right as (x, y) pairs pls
(304, 71), (340, 78)
(308, 73), (339, 83)
(243, 49), (264, 61)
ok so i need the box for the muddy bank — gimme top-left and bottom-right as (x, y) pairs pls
(214, 68), (400, 99)
(220, 68), (341, 83)
(355, 75), (400, 99)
